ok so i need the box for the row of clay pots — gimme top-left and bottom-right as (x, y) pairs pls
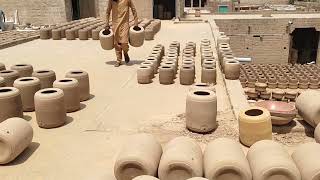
(245, 87), (299, 102)
(159, 43), (180, 85)
(144, 20), (161, 41)
(0, 31), (39, 48)
(180, 42), (196, 85)
(200, 40), (217, 85)
(217, 41), (241, 80)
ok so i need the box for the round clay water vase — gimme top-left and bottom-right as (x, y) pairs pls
(204, 138), (252, 180)
(0, 77), (5, 87)
(52, 29), (61, 40)
(53, 78), (80, 113)
(66, 29), (76, 40)
(158, 136), (203, 180)
(247, 140), (301, 180)
(133, 176), (159, 180)
(0, 87), (23, 123)
(114, 133), (162, 180)
(137, 66), (153, 84)
(99, 29), (114, 50)
(272, 89), (285, 101)
(189, 83), (215, 92)
(159, 66), (174, 85)
(239, 106), (272, 147)
(180, 65), (195, 85)
(201, 67), (217, 85)
(10, 64), (33, 77)
(186, 90), (217, 133)
(129, 26), (145, 47)
(34, 88), (66, 128)
(65, 70), (90, 102)
(255, 82), (267, 93)
(32, 70), (56, 89)
(78, 29), (88, 40)
(0, 117), (33, 164)
(296, 90), (320, 127)
(13, 77), (41, 112)
(0, 70), (20, 86)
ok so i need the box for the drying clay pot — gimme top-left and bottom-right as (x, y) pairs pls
(187, 178), (209, 180)
(78, 29), (88, 40)
(13, 77), (41, 112)
(0, 117), (33, 164)
(32, 70), (56, 89)
(10, 64), (33, 77)
(141, 62), (155, 76)
(0, 87), (23, 123)
(239, 106), (272, 146)
(315, 124), (320, 143)
(309, 77), (319, 89)
(180, 65), (195, 85)
(245, 89), (258, 100)
(146, 57), (158, 72)
(189, 83), (215, 92)
(66, 29), (76, 40)
(201, 67), (217, 85)
(296, 90), (320, 127)
(133, 176), (159, 180)
(255, 82), (267, 93)
(277, 77), (288, 89)
(247, 140), (301, 180)
(224, 60), (240, 80)
(159, 66), (174, 85)
(65, 70), (90, 102)
(186, 90), (217, 133)
(130, 26), (145, 47)
(53, 78), (80, 113)
(40, 28), (51, 39)
(260, 90), (272, 100)
(272, 89), (285, 101)
(299, 77), (309, 89)
(0, 70), (20, 86)
(204, 138), (252, 180)
(158, 136), (203, 180)
(34, 88), (66, 128)
(92, 28), (101, 40)
(137, 66), (153, 84)
(114, 133), (162, 180)
(52, 29), (61, 40)
(0, 63), (5, 71)
(288, 77), (299, 89)
(285, 90), (298, 102)
(99, 29), (114, 50)
(0, 77), (4, 87)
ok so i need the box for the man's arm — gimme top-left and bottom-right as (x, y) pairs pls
(105, 0), (112, 28)
(129, 0), (138, 26)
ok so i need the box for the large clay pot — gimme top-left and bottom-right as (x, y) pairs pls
(13, 77), (41, 112)
(180, 65), (195, 85)
(10, 64), (33, 77)
(137, 66), (153, 84)
(130, 26), (145, 47)
(204, 138), (252, 180)
(296, 90), (320, 127)
(239, 106), (272, 146)
(114, 133), (162, 180)
(133, 176), (159, 180)
(0, 77), (5, 87)
(65, 70), (90, 102)
(34, 88), (66, 128)
(158, 136), (203, 180)
(224, 60), (240, 80)
(247, 140), (301, 180)
(0, 70), (20, 86)
(0, 87), (23, 123)
(201, 67), (216, 85)
(32, 70), (56, 89)
(159, 66), (174, 85)
(99, 29), (114, 50)
(0, 117), (33, 164)
(53, 78), (80, 113)
(189, 83), (215, 92)
(186, 90), (217, 133)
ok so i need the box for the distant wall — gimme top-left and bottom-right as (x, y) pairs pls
(239, 0), (288, 5)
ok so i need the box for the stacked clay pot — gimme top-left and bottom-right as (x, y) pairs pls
(65, 70), (90, 102)
(0, 117), (33, 164)
(32, 70), (56, 89)
(200, 39), (217, 85)
(0, 70), (20, 87)
(130, 25), (145, 47)
(114, 133), (162, 180)
(10, 64), (33, 77)
(186, 90), (217, 133)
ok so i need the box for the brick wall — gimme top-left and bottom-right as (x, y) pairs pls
(239, 0), (288, 5)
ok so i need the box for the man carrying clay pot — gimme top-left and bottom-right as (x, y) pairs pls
(105, 0), (139, 67)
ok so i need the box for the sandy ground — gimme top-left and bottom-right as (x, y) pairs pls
(0, 19), (315, 179)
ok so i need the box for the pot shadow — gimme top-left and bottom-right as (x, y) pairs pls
(4, 142), (40, 166)
(80, 103), (87, 110)
(23, 115), (32, 121)
(105, 60), (144, 66)
(65, 116), (74, 125)
(81, 94), (95, 102)
(272, 120), (296, 134)
(297, 120), (314, 138)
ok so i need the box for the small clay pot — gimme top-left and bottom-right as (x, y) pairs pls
(245, 89), (258, 100)
(158, 136), (203, 180)
(99, 29), (114, 50)
(137, 66), (153, 84)
(255, 82), (267, 92)
(40, 28), (51, 39)
(180, 65), (195, 85)
(10, 64), (33, 77)
(285, 90), (298, 102)
(224, 60), (240, 80)
(141, 62), (156, 76)
(114, 133), (162, 180)
(52, 29), (62, 40)
(288, 77), (299, 89)
(0, 117), (33, 164)
(296, 90), (320, 127)
(201, 67), (217, 85)
(189, 83), (215, 92)
(272, 89), (285, 101)
(129, 26), (145, 47)
(299, 77), (309, 89)
(159, 66), (174, 85)
(13, 77), (41, 112)
(0, 87), (23, 123)
(146, 57), (158, 72)
(0, 70), (20, 86)
(32, 70), (56, 89)
(65, 70), (90, 102)
(277, 77), (288, 89)
(78, 29), (88, 40)
(247, 76), (257, 88)
(66, 29), (76, 40)
(133, 176), (159, 180)
(260, 90), (272, 100)
(161, 61), (177, 74)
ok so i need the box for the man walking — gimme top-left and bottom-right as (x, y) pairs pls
(105, 0), (138, 67)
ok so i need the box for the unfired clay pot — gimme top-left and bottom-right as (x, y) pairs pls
(245, 89), (258, 100)
(186, 90), (217, 133)
(180, 65), (195, 85)
(65, 70), (90, 102)
(114, 133), (162, 180)
(32, 70), (56, 89)
(0, 87), (23, 123)
(0, 77), (5, 87)
(137, 66), (153, 84)
(239, 106), (272, 146)
(201, 67), (217, 85)
(272, 89), (285, 101)
(133, 176), (159, 180)
(255, 82), (267, 93)
(247, 140), (301, 180)
(224, 60), (240, 80)
(13, 77), (41, 112)
(141, 62), (155, 76)
(0, 70), (20, 86)
(158, 136), (203, 180)
(52, 29), (61, 40)
(296, 90), (320, 127)
(204, 138), (252, 180)
(34, 88), (66, 128)
(159, 66), (174, 85)
(0, 63), (5, 71)
(79, 29), (88, 40)
(10, 64), (33, 77)
(189, 83), (215, 92)
(40, 28), (51, 39)
(92, 28), (101, 40)
(130, 26), (145, 47)
(53, 78), (80, 113)
(99, 29), (114, 50)
(0, 117), (33, 164)
(66, 29), (76, 40)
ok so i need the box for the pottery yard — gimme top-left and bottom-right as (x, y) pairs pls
(1, 0), (320, 180)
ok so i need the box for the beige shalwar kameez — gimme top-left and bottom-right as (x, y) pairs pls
(106, 0), (138, 63)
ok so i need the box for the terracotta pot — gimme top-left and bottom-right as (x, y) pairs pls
(0, 70), (20, 86)
(260, 90), (272, 100)
(10, 64), (33, 77)
(40, 28), (51, 39)
(66, 29), (76, 40)
(204, 138), (252, 180)
(296, 90), (320, 127)
(35, 88), (66, 128)
(53, 78), (80, 113)
(201, 67), (217, 85)
(272, 89), (285, 101)
(78, 29), (88, 40)
(99, 29), (114, 50)
(133, 176), (159, 180)
(189, 83), (215, 92)
(158, 136), (203, 180)
(159, 66), (174, 85)
(222, 56), (235, 72)
(0, 87), (23, 123)
(224, 60), (240, 80)
(245, 89), (258, 100)
(52, 29), (61, 40)
(255, 82), (267, 92)
(114, 133), (162, 180)
(0, 117), (33, 164)
(129, 26), (145, 47)
(247, 140), (301, 180)
(13, 77), (41, 112)
(239, 106), (272, 146)
(277, 77), (288, 89)
(285, 90), (298, 102)
(180, 65), (195, 85)
(292, 143), (320, 180)
(65, 70), (90, 102)
(32, 70), (56, 89)
(137, 66), (153, 84)
(186, 90), (217, 133)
